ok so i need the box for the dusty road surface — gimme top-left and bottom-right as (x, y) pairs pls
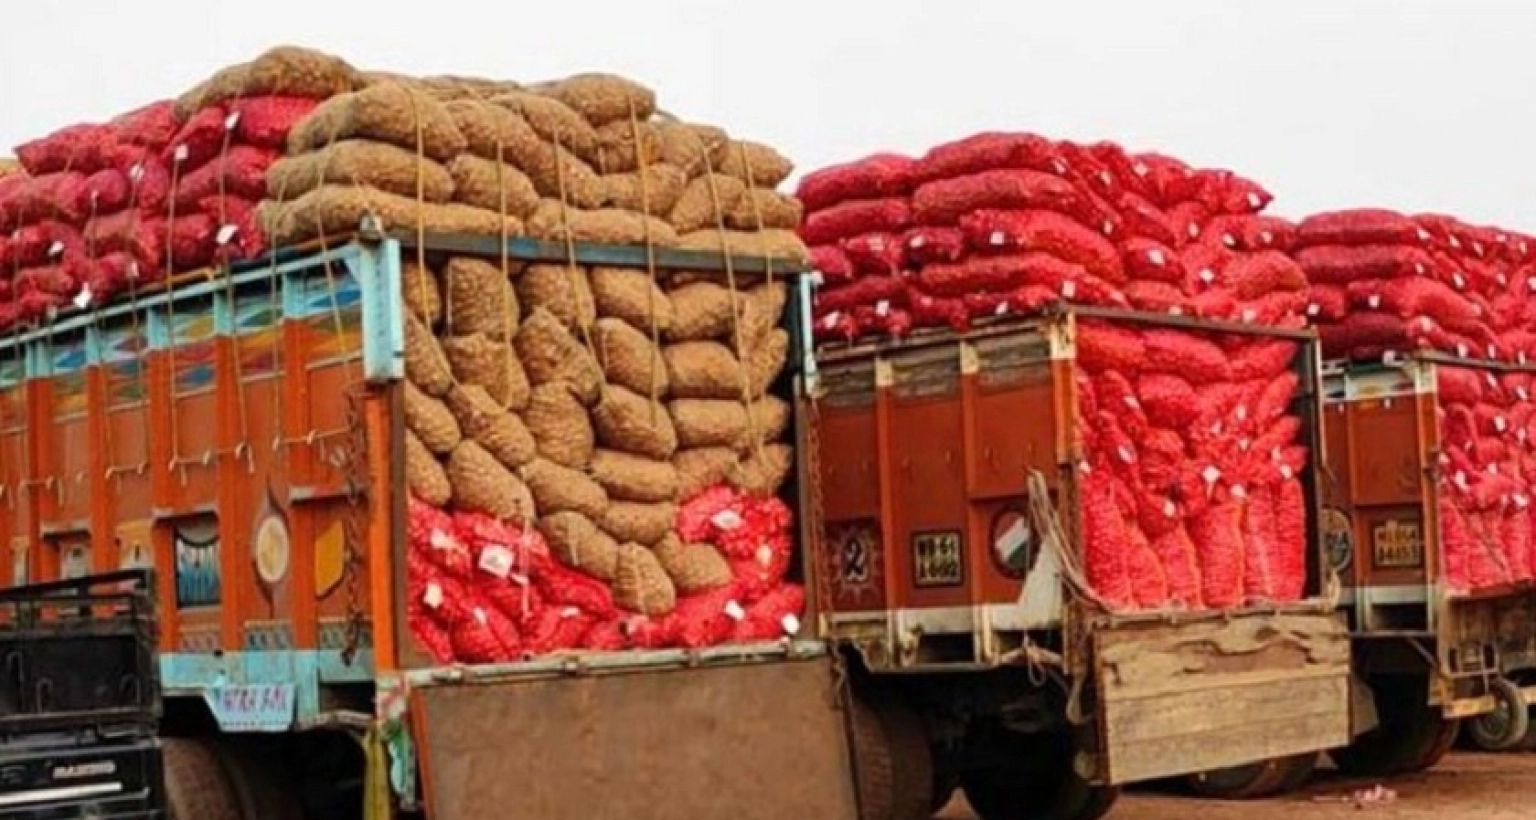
(938, 752), (1535, 820)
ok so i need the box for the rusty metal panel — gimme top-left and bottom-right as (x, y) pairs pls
(413, 656), (857, 820)
(1094, 611), (1351, 785)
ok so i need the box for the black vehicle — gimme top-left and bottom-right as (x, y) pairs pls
(0, 570), (165, 819)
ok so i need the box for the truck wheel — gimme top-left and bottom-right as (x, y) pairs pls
(163, 738), (242, 820)
(1270, 753), (1318, 794)
(1183, 758), (1289, 799)
(1332, 677), (1451, 777)
(215, 739), (306, 820)
(849, 698), (896, 820)
(1465, 678), (1530, 751)
(960, 730), (1118, 820)
(870, 695), (936, 820)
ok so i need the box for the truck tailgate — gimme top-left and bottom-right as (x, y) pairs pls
(1093, 611), (1351, 784)
(409, 650), (857, 820)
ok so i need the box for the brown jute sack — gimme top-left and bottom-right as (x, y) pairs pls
(444, 99), (541, 161)
(492, 91), (601, 166)
(593, 385), (679, 461)
(498, 128), (605, 209)
(658, 123), (730, 178)
(260, 186), (524, 246)
(664, 341), (746, 401)
(676, 228), (810, 264)
(594, 119), (663, 174)
(589, 266), (674, 333)
(447, 154), (542, 218)
(725, 189), (804, 231)
(515, 308), (603, 406)
(443, 257), (520, 338)
(445, 384), (538, 469)
(666, 281), (736, 343)
(538, 511), (620, 581)
(599, 501), (676, 548)
(590, 449), (680, 503)
(288, 83), (467, 161)
(670, 399), (749, 450)
(447, 440), (536, 521)
(674, 447), (739, 498)
(403, 262), (443, 326)
(718, 140), (795, 189)
(175, 46), (359, 119)
(653, 535), (733, 594)
(668, 173), (748, 235)
(405, 429), (453, 506)
(613, 542), (677, 616)
(729, 443), (794, 497)
(601, 164), (688, 216)
(518, 264), (596, 331)
(593, 318), (668, 397)
(538, 74), (658, 127)
(404, 378), (462, 454)
(442, 333), (528, 410)
(524, 382), (595, 470)
(733, 282), (790, 353)
(522, 458), (609, 520)
(527, 200), (680, 248)
(404, 311), (454, 396)
(265, 140), (456, 203)
(740, 395), (793, 452)
(422, 201), (522, 238)
(746, 329), (790, 397)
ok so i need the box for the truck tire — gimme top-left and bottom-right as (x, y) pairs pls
(849, 698), (896, 820)
(163, 738), (242, 820)
(1183, 758), (1290, 800)
(1465, 677), (1530, 752)
(1269, 753), (1318, 794)
(1332, 676), (1454, 777)
(960, 729), (1118, 820)
(869, 695), (936, 820)
(215, 739), (306, 820)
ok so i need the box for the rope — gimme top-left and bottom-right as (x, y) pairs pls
(625, 99), (665, 419)
(550, 127), (605, 402)
(697, 149), (762, 461)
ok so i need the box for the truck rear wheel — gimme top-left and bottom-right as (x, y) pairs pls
(1184, 755), (1297, 799)
(215, 739), (305, 820)
(848, 694), (936, 820)
(1332, 676), (1456, 777)
(1465, 677), (1530, 752)
(163, 738), (242, 820)
(1270, 752), (1318, 794)
(960, 729), (1118, 820)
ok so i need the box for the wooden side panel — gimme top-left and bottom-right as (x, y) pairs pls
(1096, 612), (1351, 784)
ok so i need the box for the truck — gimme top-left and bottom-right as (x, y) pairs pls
(0, 227), (1357, 820)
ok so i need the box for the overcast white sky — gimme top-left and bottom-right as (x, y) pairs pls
(3, 1), (1534, 230)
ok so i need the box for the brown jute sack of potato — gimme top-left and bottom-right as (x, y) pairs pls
(493, 91), (601, 166)
(538, 511), (620, 581)
(527, 200), (680, 248)
(593, 318), (668, 397)
(594, 120), (663, 174)
(613, 542), (677, 616)
(405, 429), (453, 506)
(447, 154), (542, 218)
(746, 329), (790, 397)
(664, 341), (746, 401)
(668, 173), (748, 235)
(593, 385), (679, 461)
(538, 74), (658, 127)
(589, 266), (674, 333)
(653, 535), (733, 593)
(740, 282), (790, 350)
(265, 140), (456, 203)
(590, 449), (679, 503)
(288, 83), (467, 161)
(404, 311), (454, 396)
(741, 395), (793, 452)
(729, 442), (794, 497)
(498, 128), (606, 209)
(447, 440), (536, 521)
(522, 458), (608, 520)
(444, 99), (540, 160)
(445, 384), (538, 469)
(601, 164), (688, 216)
(718, 140), (795, 189)
(600, 501), (676, 548)
(260, 186), (523, 246)
(404, 378), (462, 454)
(657, 123), (730, 178)
(666, 281), (736, 342)
(175, 46), (359, 119)
(725, 189), (804, 231)
(517, 264), (596, 331)
(443, 257), (520, 338)
(676, 228), (810, 264)
(523, 382), (595, 470)
(670, 399), (749, 450)
(442, 333), (527, 410)
(674, 447), (739, 498)
(514, 308), (603, 406)
(403, 262), (443, 326)
(422, 201), (522, 238)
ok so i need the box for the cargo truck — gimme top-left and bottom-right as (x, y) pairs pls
(0, 226), (1356, 820)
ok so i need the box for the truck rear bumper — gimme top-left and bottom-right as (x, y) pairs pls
(0, 735), (165, 819)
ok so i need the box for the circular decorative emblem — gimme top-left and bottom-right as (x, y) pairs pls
(989, 505), (1035, 580)
(1321, 507), (1354, 573)
(253, 509), (292, 587)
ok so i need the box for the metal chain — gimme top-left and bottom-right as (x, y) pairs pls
(339, 380), (369, 665)
(801, 386), (849, 705)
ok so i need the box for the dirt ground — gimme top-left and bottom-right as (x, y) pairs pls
(938, 752), (1534, 820)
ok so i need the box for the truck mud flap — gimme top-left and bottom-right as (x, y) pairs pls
(1093, 611), (1351, 785)
(409, 651), (858, 820)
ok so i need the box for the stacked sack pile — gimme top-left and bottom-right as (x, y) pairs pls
(1295, 208), (1536, 593)
(799, 132), (1315, 611)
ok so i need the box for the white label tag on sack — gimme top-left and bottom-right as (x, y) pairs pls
(1099, 170), (1112, 188)
(1116, 445), (1134, 464)
(711, 509), (744, 531)
(1238, 437), (1252, 452)
(561, 606), (581, 619)
(1199, 268), (1216, 285)
(1052, 159), (1069, 175)
(1453, 272), (1466, 290)
(1497, 416), (1509, 433)
(1517, 494), (1531, 510)
(1162, 499), (1177, 518)
(821, 312), (840, 330)
(429, 529), (457, 551)
(1520, 387), (1531, 401)
(808, 271), (824, 288)
(471, 608), (488, 627)
(1473, 241), (1485, 257)
(908, 234), (926, 249)
(994, 301), (1011, 317)
(478, 545), (515, 578)
(1455, 471), (1470, 491)
(1457, 343), (1470, 358)
(780, 613), (801, 635)
(1414, 262), (1427, 276)
(724, 600), (747, 621)
(1498, 273), (1509, 287)
(755, 544), (775, 567)
(216, 224), (239, 246)
(129, 162), (146, 183)
(1259, 230), (1274, 245)
(1450, 236), (1462, 249)
(1247, 192), (1263, 209)
(47, 241), (64, 258)
(224, 111), (242, 131)
(1148, 249), (1166, 266)
(173, 144), (189, 164)
(72, 285), (92, 310)
(1241, 308), (1258, 323)
(1202, 465), (1222, 485)
(1188, 222), (1201, 238)
(1417, 228), (1432, 243)
(1306, 303), (1321, 318)
(127, 261), (141, 281)
(423, 583), (444, 609)
(1061, 280), (1078, 299)
(989, 230), (1007, 247)
(1231, 484), (1248, 500)
(1133, 161), (1149, 177)
(1280, 464), (1294, 480)
(875, 300), (890, 318)
(1222, 234), (1237, 248)
(1103, 220), (1115, 236)
(1169, 305), (1185, 316)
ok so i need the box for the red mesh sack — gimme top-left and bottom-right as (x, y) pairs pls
(1189, 500), (1245, 608)
(1305, 285), (1348, 322)
(1250, 416), (1303, 463)
(1076, 322), (1144, 374)
(1317, 312), (1408, 359)
(82, 253), (140, 305)
(730, 531), (793, 602)
(1094, 369), (1145, 424)
(112, 101), (179, 150)
(1062, 189), (1123, 240)
(1437, 367), (1485, 406)
(1229, 340), (1296, 383)
(1254, 371), (1299, 424)
(1138, 373), (1202, 429)
(408, 605), (456, 664)
(1295, 244), (1435, 285)
(1081, 467), (1134, 609)
(111, 154), (173, 216)
(7, 221), (85, 269)
(1203, 215), (1296, 252)
(1240, 488), (1281, 602)
(960, 209), (1125, 284)
(15, 263), (82, 301)
(1296, 209), (1425, 249)
(1088, 141), (1146, 196)
(841, 232), (906, 275)
(228, 96), (322, 149)
(815, 274), (905, 313)
(1237, 291), (1308, 328)
(1123, 519), (1171, 609)
(163, 107), (231, 171)
(1115, 192), (1178, 247)
(165, 213), (220, 271)
(1143, 330), (1230, 384)
(3, 173), (91, 225)
(903, 226), (968, 266)
(914, 132), (1063, 182)
(801, 198), (912, 246)
(525, 607), (594, 655)
(534, 560), (620, 620)
(1221, 252), (1307, 300)
(1186, 289), (1239, 321)
(1055, 142), (1116, 199)
(80, 169), (133, 218)
(733, 584), (805, 641)
(904, 291), (969, 331)
(1094, 411), (1140, 479)
(1375, 277), (1483, 336)
(1179, 242), (1237, 292)
(911, 168), (1079, 226)
(172, 145), (279, 210)
(582, 619), (629, 651)
(809, 245), (855, 282)
(797, 153), (917, 212)
(1501, 503), (1534, 582)
(1133, 153), (1202, 206)
(1124, 281), (1186, 314)
(15, 123), (120, 175)
(917, 256), (1032, 297)
(1166, 202), (1210, 245)
(85, 212), (166, 273)
(1193, 170), (1272, 215)
(1149, 523), (1204, 608)
(199, 195), (267, 262)
(670, 585), (744, 648)
(1119, 238), (1185, 285)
